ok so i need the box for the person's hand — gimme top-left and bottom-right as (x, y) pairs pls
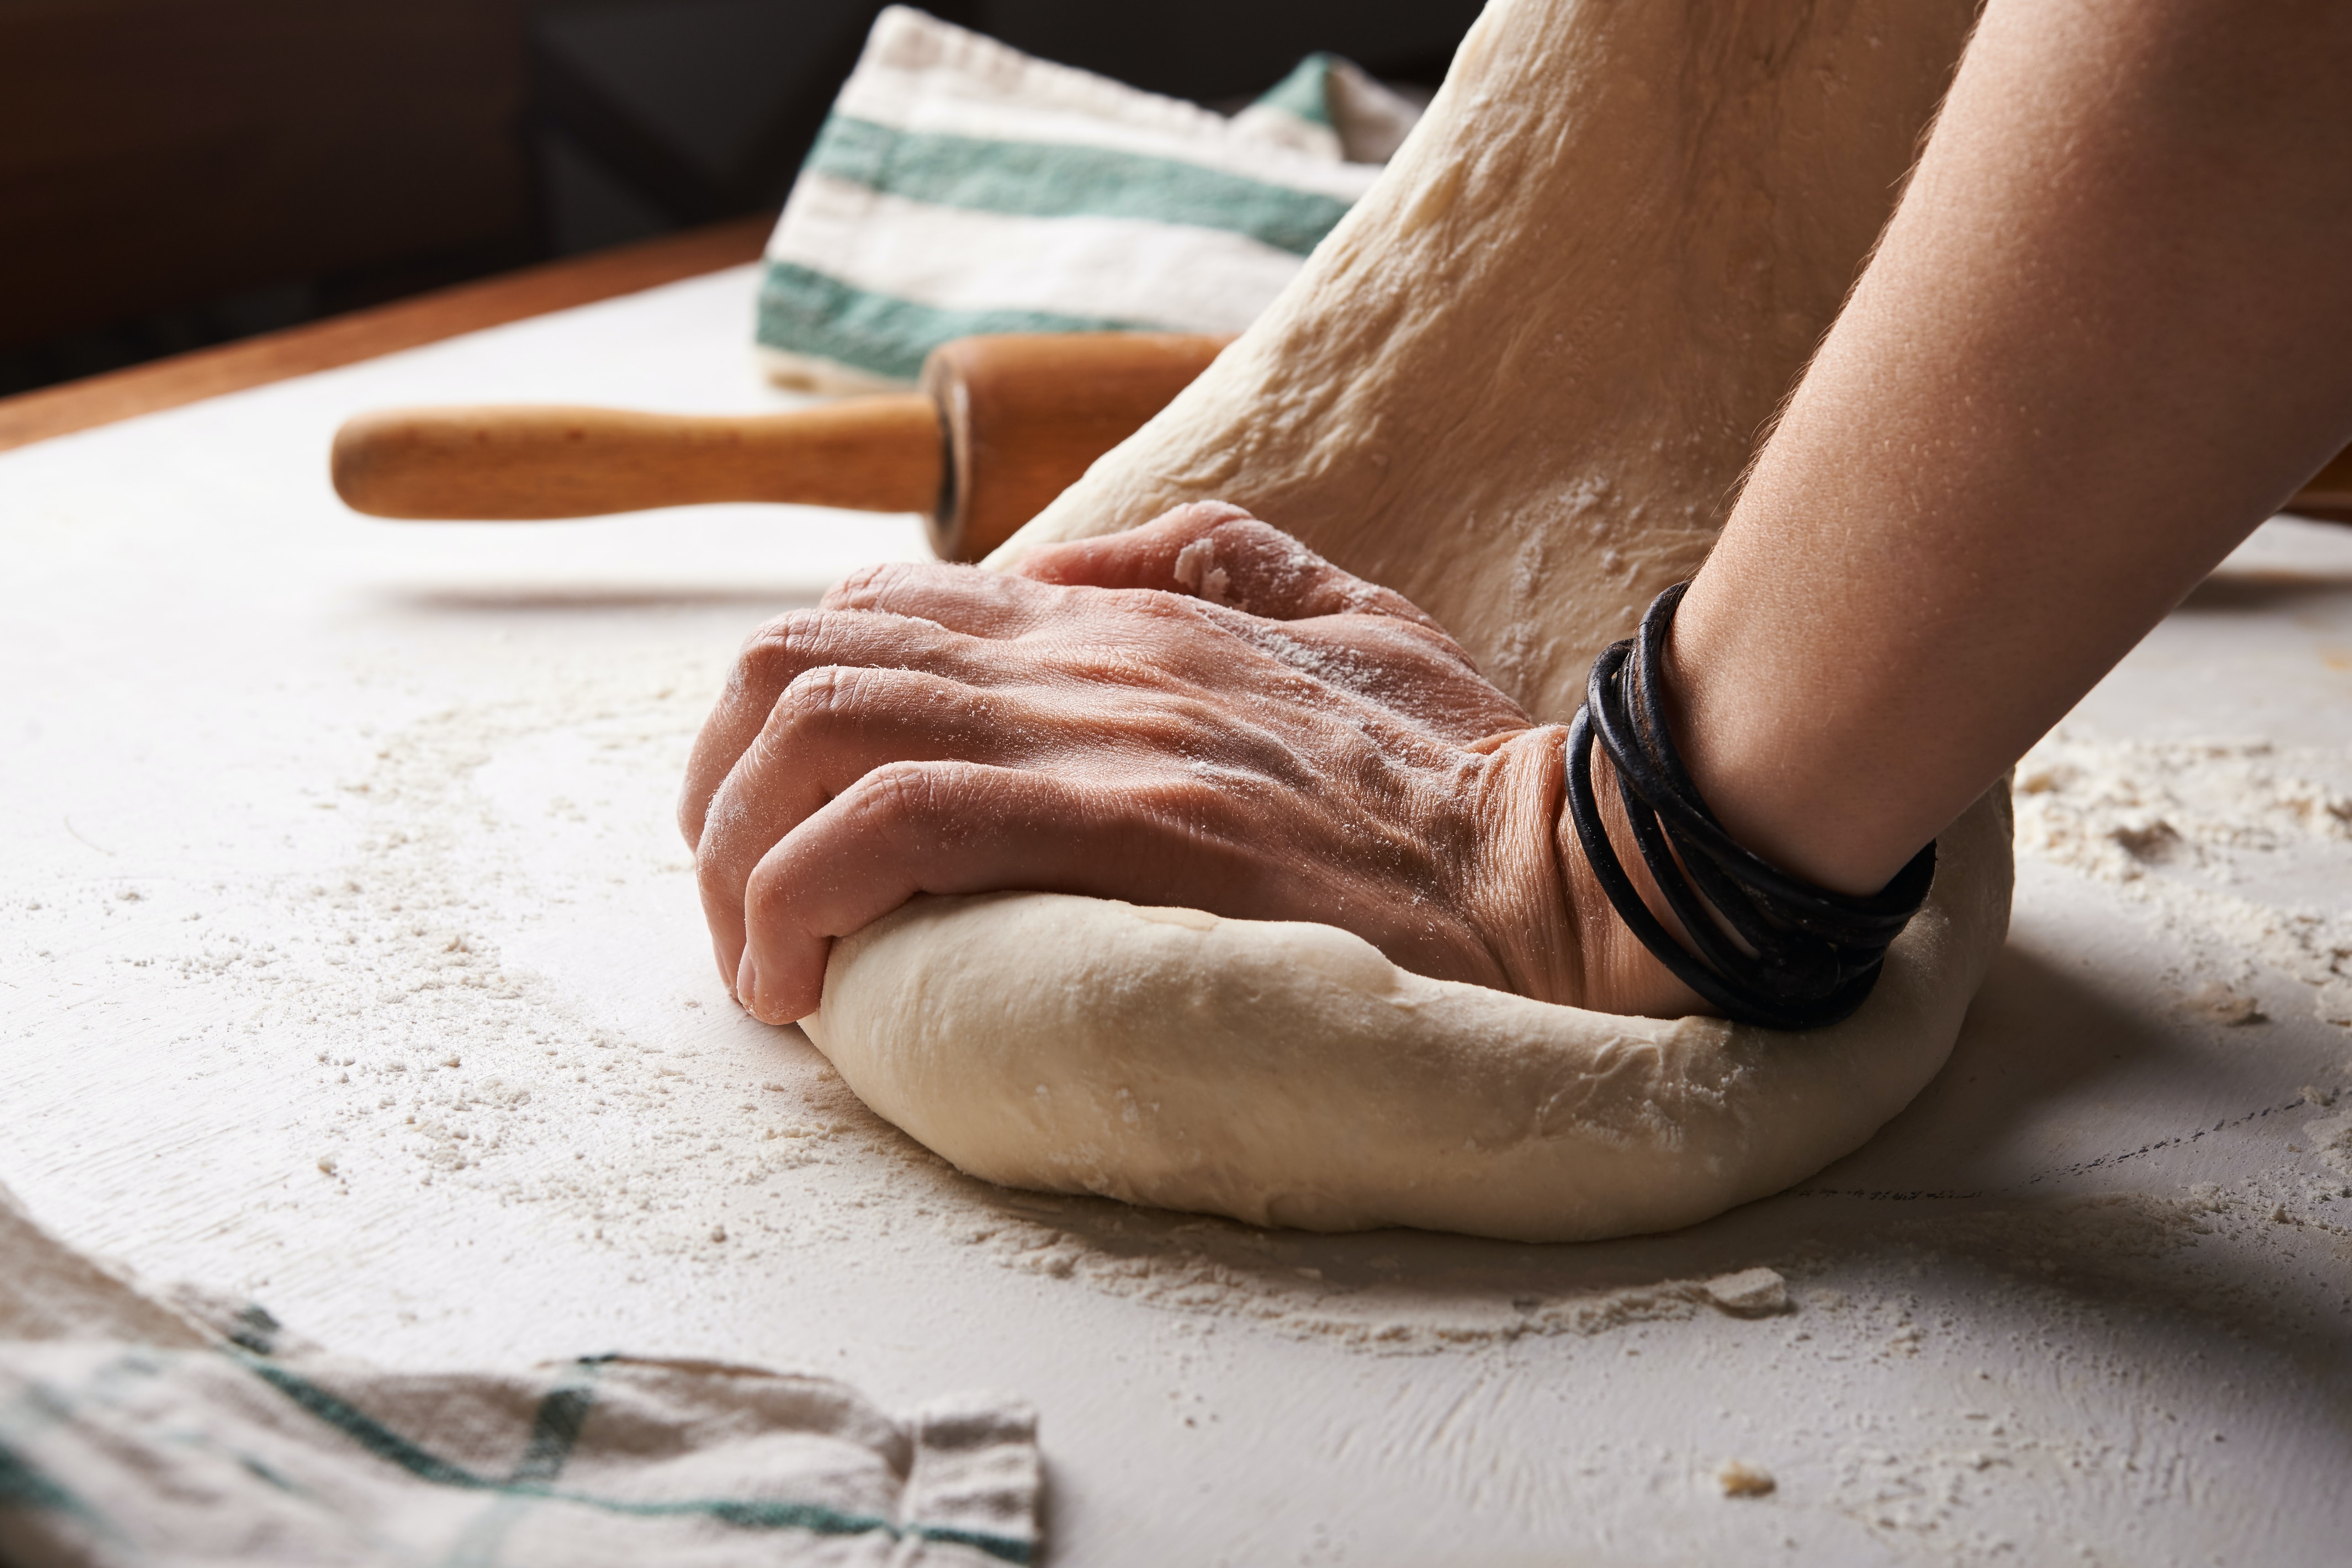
(678, 502), (1699, 1024)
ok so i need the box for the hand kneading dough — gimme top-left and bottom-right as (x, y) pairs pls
(801, 0), (2014, 1242)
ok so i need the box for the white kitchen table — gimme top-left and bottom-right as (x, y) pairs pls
(4, 260), (2348, 1565)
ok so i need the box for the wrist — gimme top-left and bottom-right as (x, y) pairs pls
(1547, 739), (1717, 1019)
(1463, 726), (1586, 1005)
(1457, 725), (1711, 1017)
(1665, 572), (1902, 897)
(1564, 581), (1937, 1028)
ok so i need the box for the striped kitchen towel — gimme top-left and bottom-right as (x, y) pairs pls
(757, 6), (1425, 393)
(0, 1182), (1040, 1567)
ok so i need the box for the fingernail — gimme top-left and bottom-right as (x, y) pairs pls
(735, 949), (761, 1015)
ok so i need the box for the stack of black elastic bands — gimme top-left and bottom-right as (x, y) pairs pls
(1565, 582), (1936, 1030)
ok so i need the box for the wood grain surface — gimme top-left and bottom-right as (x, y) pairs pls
(0, 216), (771, 455)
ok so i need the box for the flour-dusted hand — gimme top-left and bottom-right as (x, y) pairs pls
(678, 503), (1693, 1025)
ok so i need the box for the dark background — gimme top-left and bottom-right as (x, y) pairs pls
(0, 0), (1485, 397)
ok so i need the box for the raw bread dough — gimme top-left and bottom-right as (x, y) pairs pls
(803, 789), (2008, 1243)
(802, 0), (2013, 1242)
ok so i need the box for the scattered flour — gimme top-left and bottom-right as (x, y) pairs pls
(2304, 1107), (2352, 1179)
(2014, 730), (2352, 1023)
(34, 656), (2345, 1368)
(218, 701), (2352, 1353)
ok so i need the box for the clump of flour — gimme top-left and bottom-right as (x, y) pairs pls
(2014, 731), (2352, 1023)
(1702, 1267), (1790, 1316)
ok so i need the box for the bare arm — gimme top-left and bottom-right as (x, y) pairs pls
(1671, 0), (2352, 895)
(683, 0), (2352, 1025)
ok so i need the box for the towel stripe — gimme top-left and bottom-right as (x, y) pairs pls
(770, 180), (1301, 325)
(234, 1352), (1032, 1563)
(440, 1358), (612, 1568)
(0, 1437), (85, 1516)
(1251, 53), (1339, 129)
(509, 1358), (604, 1484)
(805, 115), (1353, 257)
(758, 260), (1168, 381)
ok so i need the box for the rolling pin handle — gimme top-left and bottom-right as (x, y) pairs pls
(331, 398), (943, 521)
(328, 330), (1236, 545)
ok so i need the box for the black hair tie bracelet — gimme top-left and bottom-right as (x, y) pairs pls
(1563, 581), (1936, 1030)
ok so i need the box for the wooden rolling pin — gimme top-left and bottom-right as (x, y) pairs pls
(331, 332), (1231, 562)
(334, 329), (2352, 556)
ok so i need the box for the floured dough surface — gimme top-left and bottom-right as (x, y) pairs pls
(807, 789), (2010, 1243)
(995, 0), (1983, 720)
(800, 0), (2011, 1240)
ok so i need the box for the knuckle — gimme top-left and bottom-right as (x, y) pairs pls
(740, 853), (792, 919)
(1217, 516), (1292, 553)
(866, 756), (943, 805)
(694, 776), (751, 853)
(770, 664), (855, 730)
(1165, 499), (1254, 534)
(736, 609), (829, 684)
(693, 822), (737, 894)
(848, 758), (972, 829)
(768, 664), (913, 741)
(1364, 588), (1445, 630)
(821, 561), (910, 610)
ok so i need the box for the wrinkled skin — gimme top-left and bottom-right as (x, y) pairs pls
(679, 503), (1696, 1025)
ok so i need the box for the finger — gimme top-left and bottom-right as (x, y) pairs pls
(1015, 502), (1442, 629)
(678, 608), (1002, 850)
(819, 558), (1068, 638)
(733, 760), (1265, 1023)
(1005, 501), (1255, 591)
(695, 666), (1042, 982)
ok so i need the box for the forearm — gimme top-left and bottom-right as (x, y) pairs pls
(1671, 0), (2352, 895)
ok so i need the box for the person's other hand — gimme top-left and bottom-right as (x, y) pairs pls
(679, 502), (1695, 1024)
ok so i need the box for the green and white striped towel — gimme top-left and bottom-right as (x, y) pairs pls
(757, 6), (1425, 393)
(0, 1182), (1040, 1567)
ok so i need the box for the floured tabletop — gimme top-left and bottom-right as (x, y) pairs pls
(4, 266), (2347, 1564)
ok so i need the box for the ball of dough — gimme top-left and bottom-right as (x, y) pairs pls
(804, 787), (2009, 1243)
(797, 0), (2006, 1242)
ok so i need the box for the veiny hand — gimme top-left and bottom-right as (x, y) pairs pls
(678, 502), (1699, 1024)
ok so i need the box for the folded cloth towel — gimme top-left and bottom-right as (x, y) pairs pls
(1227, 51), (1427, 165)
(0, 1183), (1040, 1567)
(757, 6), (1425, 393)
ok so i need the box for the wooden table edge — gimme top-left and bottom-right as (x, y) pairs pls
(6, 212), (2346, 524)
(0, 216), (773, 456)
